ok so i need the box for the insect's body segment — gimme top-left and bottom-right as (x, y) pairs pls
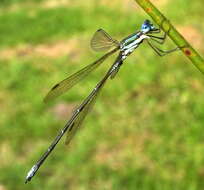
(120, 32), (150, 60)
(111, 31), (151, 78)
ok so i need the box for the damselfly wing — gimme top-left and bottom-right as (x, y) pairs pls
(90, 29), (120, 52)
(64, 65), (111, 145)
(44, 48), (119, 103)
(44, 30), (120, 103)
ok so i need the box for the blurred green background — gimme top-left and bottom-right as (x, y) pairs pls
(0, 0), (204, 189)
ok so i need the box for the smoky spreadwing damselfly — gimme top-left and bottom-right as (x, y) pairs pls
(25, 19), (182, 183)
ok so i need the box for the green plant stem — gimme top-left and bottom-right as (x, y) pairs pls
(135, 0), (204, 74)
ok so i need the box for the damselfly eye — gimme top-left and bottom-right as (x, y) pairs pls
(142, 25), (147, 30)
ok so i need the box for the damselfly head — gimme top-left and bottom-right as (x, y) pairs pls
(141, 20), (158, 33)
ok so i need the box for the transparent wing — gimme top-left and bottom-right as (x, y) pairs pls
(64, 66), (112, 145)
(44, 48), (118, 103)
(65, 82), (103, 145)
(64, 59), (123, 145)
(90, 29), (120, 52)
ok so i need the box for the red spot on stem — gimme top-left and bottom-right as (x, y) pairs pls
(146, 7), (152, 13)
(184, 49), (191, 56)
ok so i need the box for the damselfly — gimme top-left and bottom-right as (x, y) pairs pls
(25, 19), (181, 183)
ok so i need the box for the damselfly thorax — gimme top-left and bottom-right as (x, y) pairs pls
(120, 31), (150, 60)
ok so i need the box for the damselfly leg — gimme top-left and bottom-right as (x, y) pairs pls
(146, 20), (181, 56)
(147, 19), (171, 44)
(147, 34), (167, 44)
(146, 40), (180, 56)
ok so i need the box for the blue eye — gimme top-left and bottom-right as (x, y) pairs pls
(142, 25), (147, 29)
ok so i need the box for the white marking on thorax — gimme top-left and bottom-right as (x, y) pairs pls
(121, 34), (150, 60)
(124, 34), (149, 50)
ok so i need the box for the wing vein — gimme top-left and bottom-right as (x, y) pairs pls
(44, 47), (119, 102)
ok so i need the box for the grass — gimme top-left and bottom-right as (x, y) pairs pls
(0, 0), (204, 189)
